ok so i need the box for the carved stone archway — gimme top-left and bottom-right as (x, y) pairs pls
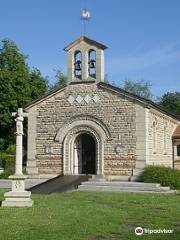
(55, 117), (110, 175)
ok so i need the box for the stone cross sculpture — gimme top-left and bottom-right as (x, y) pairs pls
(2, 108), (33, 207)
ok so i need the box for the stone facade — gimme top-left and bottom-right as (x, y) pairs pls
(26, 81), (179, 178)
(25, 36), (180, 179)
(26, 82), (138, 177)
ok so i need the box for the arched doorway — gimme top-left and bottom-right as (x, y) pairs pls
(74, 133), (96, 174)
(56, 118), (111, 175)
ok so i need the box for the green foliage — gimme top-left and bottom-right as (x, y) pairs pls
(122, 79), (152, 99)
(159, 92), (180, 115)
(50, 69), (67, 89)
(29, 68), (48, 99)
(5, 144), (16, 155)
(0, 138), (6, 151)
(0, 39), (29, 143)
(141, 165), (180, 190)
(0, 153), (15, 179)
(0, 39), (48, 145)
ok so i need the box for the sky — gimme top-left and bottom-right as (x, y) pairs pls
(0, 0), (180, 98)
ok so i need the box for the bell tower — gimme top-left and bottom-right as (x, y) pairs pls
(64, 36), (107, 83)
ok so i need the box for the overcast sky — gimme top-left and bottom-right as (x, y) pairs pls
(0, 0), (180, 98)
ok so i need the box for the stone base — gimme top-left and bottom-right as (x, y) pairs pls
(2, 190), (33, 207)
(1, 174), (33, 207)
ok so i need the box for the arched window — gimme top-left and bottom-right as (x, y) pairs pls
(74, 51), (82, 79)
(163, 124), (167, 153)
(88, 49), (96, 78)
(152, 121), (156, 153)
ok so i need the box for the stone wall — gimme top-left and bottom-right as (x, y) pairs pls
(26, 82), (137, 176)
(36, 155), (62, 175)
(147, 109), (178, 167)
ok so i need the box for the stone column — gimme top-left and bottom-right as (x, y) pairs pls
(15, 109), (24, 175)
(2, 108), (33, 207)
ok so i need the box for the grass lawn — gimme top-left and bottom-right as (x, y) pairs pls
(0, 190), (180, 240)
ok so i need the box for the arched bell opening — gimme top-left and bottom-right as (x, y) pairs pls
(88, 49), (96, 78)
(74, 50), (82, 79)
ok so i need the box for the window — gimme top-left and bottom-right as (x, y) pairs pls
(163, 125), (167, 153)
(177, 145), (180, 156)
(153, 121), (156, 153)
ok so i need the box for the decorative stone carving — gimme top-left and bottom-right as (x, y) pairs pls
(55, 116), (111, 143)
(115, 144), (125, 154)
(84, 94), (91, 103)
(67, 95), (75, 104)
(76, 95), (83, 103)
(67, 94), (100, 105)
(92, 94), (100, 103)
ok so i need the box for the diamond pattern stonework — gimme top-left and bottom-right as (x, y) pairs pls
(67, 94), (100, 105)
(84, 94), (91, 103)
(67, 95), (75, 104)
(76, 95), (83, 103)
(92, 95), (100, 103)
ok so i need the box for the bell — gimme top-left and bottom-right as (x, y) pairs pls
(74, 60), (81, 71)
(89, 59), (96, 69)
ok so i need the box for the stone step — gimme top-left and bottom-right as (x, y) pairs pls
(83, 181), (161, 188)
(78, 185), (170, 192)
(106, 175), (130, 181)
(77, 187), (177, 194)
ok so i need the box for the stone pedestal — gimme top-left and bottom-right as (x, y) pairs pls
(2, 175), (33, 207)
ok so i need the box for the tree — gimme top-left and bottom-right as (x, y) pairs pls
(122, 79), (152, 99)
(159, 92), (180, 115)
(0, 39), (48, 145)
(29, 68), (48, 99)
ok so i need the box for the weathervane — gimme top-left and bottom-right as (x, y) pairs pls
(81, 8), (91, 35)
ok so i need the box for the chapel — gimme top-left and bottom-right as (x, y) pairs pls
(25, 35), (180, 180)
